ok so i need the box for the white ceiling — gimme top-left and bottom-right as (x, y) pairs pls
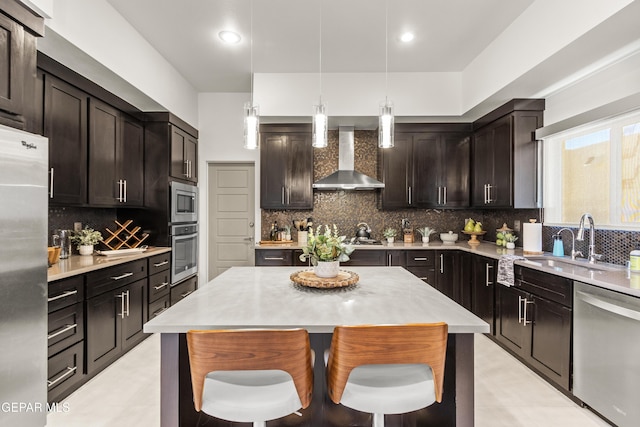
(106, 0), (535, 93)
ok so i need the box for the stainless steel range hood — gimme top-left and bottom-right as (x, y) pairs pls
(313, 126), (385, 190)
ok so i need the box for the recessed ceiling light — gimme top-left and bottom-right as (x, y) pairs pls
(218, 30), (241, 44)
(400, 32), (414, 43)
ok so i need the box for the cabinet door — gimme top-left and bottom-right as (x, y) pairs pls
(386, 250), (406, 267)
(170, 125), (186, 179)
(380, 134), (411, 208)
(260, 134), (288, 208)
(496, 285), (528, 357)
(341, 250), (386, 266)
(472, 256), (496, 334)
(88, 99), (119, 206)
(255, 249), (293, 266)
(529, 296), (571, 390)
(489, 116), (513, 207)
(0, 13), (23, 116)
(412, 133), (439, 207)
(436, 251), (458, 300)
(44, 74), (88, 205)
(471, 126), (494, 207)
(121, 279), (148, 351)
(184, 132), (198, 182)
(119, 115), (144, 206)
(440, 134), (470, 208)
(86, 290), (122, 374)
(286, 133), (313, 209)
(170, 276), (197, 305)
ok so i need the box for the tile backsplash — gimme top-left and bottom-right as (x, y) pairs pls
(48, 206), (116, 251)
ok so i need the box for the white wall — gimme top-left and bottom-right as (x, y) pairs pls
(197, 92), (260, 281)
(42, 0), (198, 127)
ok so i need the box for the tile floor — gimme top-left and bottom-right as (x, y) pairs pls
(46, 333), (613, 427)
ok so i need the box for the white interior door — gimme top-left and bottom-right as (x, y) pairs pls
(208, 163), (255, 280)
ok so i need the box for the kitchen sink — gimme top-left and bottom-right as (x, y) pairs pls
(523, 256), (622, 273)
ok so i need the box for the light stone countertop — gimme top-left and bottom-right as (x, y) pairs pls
(259, 241), (640, 298)
(143, 266), (490, 334)
(47, 246), (171, 282)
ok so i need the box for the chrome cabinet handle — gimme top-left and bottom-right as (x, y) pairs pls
(523, 299), (534, 325)
(47, 366), (77, 388)
(439, 254), (444, 274)
(123, 179), (127, 203)
(116, 292), (126, 319)
(153, 261), (169, 267)
(152, 307), (169, 317)
(264, 257), (284, 261)
(485, 264), (493, 286)
(518, 296), (526, 324)
(414, 257), (427, 261)
(153, 282), (169, 290)
(388, 254), (392, 266)
(48, 290), (78, 303)
(181, 290), (194, 298)
(110, 272), (134, 281)
(281, 186), (285, 204)
(47, 323), (78, 340)
(49, 168), (54, 198)
(408, 186), (412, 205)
(437, 186), (441, 204)
(418, 277), (429, 280)
(486, 184), (493, 203)
(443, 186), (447, 205)
(125, 290), (130, 317)
(184, 160), (189, 177)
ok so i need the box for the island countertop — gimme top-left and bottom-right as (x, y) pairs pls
(144, 266), (489, 334)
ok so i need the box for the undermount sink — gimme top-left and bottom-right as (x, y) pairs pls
(523, 256), (621, 273)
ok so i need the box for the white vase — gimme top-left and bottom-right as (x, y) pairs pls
(387, 237), (395, 243)
(506, 242), (516, 249)
(79, 245), (94, 256)
(422, 236), (430, 243)
(314, 260), (339, 278)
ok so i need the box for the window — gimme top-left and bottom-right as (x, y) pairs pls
(543, 111), (640, 229)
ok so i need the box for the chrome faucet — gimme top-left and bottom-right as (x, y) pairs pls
(576, 213), (602, 264)
(556, 228), (580, 260)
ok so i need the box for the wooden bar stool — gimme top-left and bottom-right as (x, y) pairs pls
(326, 322), (448, 427)
(186, 328), (314, 427)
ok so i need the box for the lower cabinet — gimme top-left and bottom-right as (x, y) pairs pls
(471, 255), (496, 334)
(255, 249), (293, 266)
(496, 266), (572, 391)
(148, 252), (171, 320)
(170, 275), (198, 305)
(405, 250), (436, 285)
(340, 250), (386, 266)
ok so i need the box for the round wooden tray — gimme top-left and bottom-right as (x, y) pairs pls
(290, 270), (359, 289)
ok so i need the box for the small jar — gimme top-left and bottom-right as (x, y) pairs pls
(630, 249), (640, 272)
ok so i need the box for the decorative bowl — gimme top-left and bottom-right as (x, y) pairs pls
(440, 232), (458, 243)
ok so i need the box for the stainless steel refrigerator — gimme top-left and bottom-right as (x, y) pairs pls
(0, 124), (48, 427)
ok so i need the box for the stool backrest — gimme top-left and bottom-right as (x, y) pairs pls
(187, 329), (314, 411)
(326, 322), (448, 403)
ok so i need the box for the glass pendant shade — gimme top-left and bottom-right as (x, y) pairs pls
(312, 103), (328, 148)
(378, 101), (394, 148)
(243, 102), (260, 150)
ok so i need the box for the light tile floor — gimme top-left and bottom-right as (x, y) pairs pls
(47, 333), (613, 427)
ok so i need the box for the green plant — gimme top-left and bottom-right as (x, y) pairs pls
(383, 227), (398, 238)
(416, 226), (436, 237)
(299, 224), (354, 266)
(71, 227), (103, 248)
(496, 231), (518, 246)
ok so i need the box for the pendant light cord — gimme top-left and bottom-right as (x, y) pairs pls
(250, 0), (254, 105)
(385, 0), (388, 102)
(319, 0), (322, 102)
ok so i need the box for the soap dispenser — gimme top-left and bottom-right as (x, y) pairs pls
(552, 235), (564, 257)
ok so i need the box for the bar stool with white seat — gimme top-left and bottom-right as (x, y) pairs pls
(326, 322), (448, 427)
(186, 328), (314, 427)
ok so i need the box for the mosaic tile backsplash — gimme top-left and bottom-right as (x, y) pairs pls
(48, 206), (117, 252)
(262, 129), (640, 266)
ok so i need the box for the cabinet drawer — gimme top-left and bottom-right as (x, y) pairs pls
(406, 266), (436, 286)
(255, 249), (292, 266)
(170, 276), (197, 305)
(148, 252), (171, 275)
(515, 266), (572, 307)
(406, 251), (436, 267)
(148, 295), (171, 320)
(86, 259), (147, 298)
(48, 302), (84, 357)
(48, 276), (84, 313)
(341, 250), (386, 266)
(148, 270), (171, 303)
(47, 341), (84, 403)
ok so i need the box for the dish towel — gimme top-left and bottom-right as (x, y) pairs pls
(497, 255), (526, 287)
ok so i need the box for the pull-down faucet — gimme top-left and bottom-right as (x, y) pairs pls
(576, 213), (602, 264)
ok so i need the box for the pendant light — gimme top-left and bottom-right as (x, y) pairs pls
(243, 0), (259, 150)
(312, 0), (328, 148)
(378, 0), (394, 148)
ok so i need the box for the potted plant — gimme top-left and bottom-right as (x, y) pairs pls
(504, 233), (518, 249)
(71, 227), (103, 256)
(299, 224), (354, 278)
(416, 226), (436, 243)
(383, 227), (398, 243)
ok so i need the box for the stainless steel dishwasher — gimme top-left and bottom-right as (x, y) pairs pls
(573, 281), (640, 427)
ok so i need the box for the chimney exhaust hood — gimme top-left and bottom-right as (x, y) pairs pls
(312, 126), (385, 191)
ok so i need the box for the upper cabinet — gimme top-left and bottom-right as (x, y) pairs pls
(0, 0), (44, 132)
(44, 74), (88, 205)
(88, 98), (144, 207)
(471, 99), (544, 209)
(170, 125), (198, 183)
(260, 125), (313, 210)
(379, 124), (471, 209)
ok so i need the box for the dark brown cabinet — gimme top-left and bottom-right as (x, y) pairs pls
(405, 250), (436, 285)
(255, 249), (293, 266)
(471, 100), (544, 208)
(340, 250), (386, 266)
(471, 255), (496, 334)
(260, 125), (313, 210)
(171, 124), (198, 183)
(44, 74), (88, 205)
(88, 98), (144, 207)
(170, 275), (198, 305)
(379, 125), (471, 209)
(496, 265), (572, 391)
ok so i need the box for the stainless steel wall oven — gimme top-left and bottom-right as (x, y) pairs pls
(170, 223), (198, 284)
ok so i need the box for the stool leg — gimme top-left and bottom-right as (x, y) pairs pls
(252, 422), (266, 427)
(372, 413), (385, 427)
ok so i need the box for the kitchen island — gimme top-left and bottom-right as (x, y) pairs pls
(145, 266), (489, 427)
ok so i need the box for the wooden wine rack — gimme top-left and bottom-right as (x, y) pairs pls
(102, 220), (149, 250)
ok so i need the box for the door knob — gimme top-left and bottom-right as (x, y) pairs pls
(244, 237), (254, 241)
(249, 222), (254, 227)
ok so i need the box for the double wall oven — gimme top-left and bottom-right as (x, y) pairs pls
(170, 181), (198, 284)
